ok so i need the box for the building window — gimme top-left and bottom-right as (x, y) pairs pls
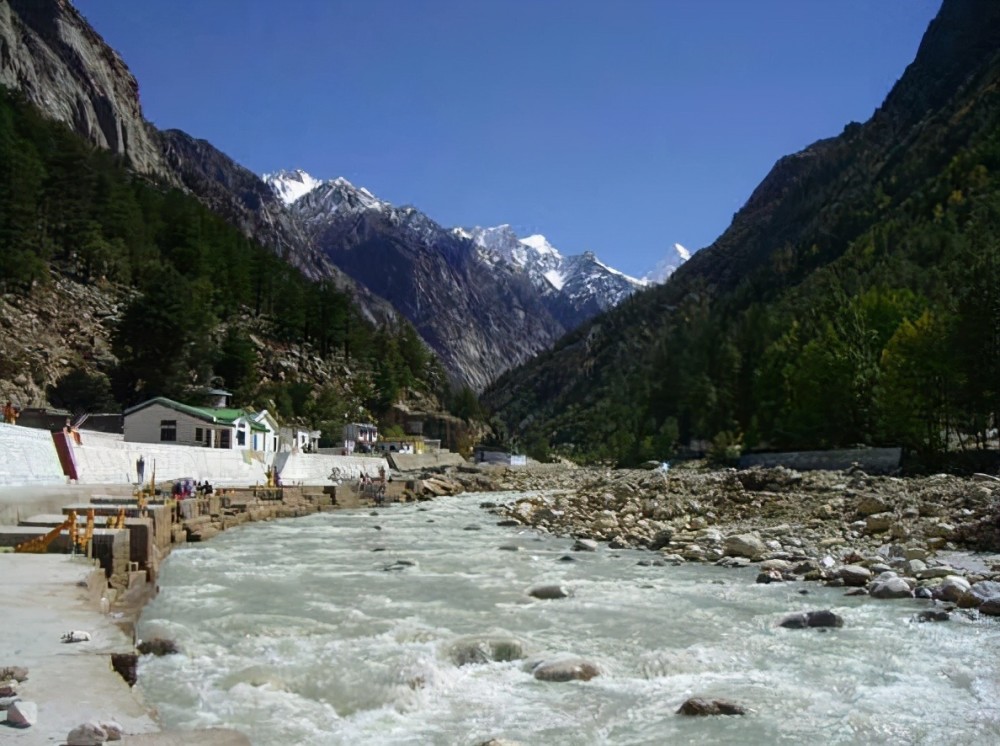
(237, 429), (246, 446)
(219, 430), (231, 449)
(195, 427), (203, 443)
(160, 420), (177, 442)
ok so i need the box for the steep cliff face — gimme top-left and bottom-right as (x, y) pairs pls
(0, 0), (166, 176)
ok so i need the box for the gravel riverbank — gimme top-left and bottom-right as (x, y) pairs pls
(484, 463), (1000, 614)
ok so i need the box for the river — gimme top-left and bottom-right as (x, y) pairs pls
(138, 492), (1000, 745)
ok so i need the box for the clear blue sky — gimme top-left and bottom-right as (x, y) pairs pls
(75, 0), (940, 277)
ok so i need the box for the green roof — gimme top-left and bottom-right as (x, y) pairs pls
(124, 398), (268, 431)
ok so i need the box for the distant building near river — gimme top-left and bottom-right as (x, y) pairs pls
(474, 445), (526, 466)
(123, 391), (279, 452)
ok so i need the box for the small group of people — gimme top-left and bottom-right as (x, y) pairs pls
(3, 400), (19, 425)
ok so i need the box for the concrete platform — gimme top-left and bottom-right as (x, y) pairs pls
(0, 553), (160, 743)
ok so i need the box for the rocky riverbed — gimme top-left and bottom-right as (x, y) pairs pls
(477, 462), (1000, 617)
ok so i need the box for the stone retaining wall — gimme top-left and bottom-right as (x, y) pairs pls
(389, 451), (467, 472)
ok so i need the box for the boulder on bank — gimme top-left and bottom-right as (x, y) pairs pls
(530, 657), (600, 682)
(572, 538), (599, 552)
(933, 576), (971, 603)
(724, 533), (766, 559)
(839, 565), (873, 587)
(779, 610), (844, 629)
(676, 697), (747, 716)
(957, 580), (1000, 609)
(66, 721), (107, 745)
(869, 574), (913, 599)
(6, 699), (37, 727)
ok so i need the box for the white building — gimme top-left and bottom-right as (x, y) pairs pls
(343, 422), (378, 454)
(123, 397), (275, 452)
(278, 426), (321, 453)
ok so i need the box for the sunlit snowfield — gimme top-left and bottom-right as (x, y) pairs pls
(139, 493), (1000, 745)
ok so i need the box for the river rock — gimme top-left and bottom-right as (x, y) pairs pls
(957, 580), (1000, 609)
(67, 721), (107, 745)
(496, 519), (520, 527)
(856, 496), (889, 516)
(7, 699), (37, 727)
(528, 584), (571, 600)
(779, 610), (844, 629)
(756, 570), (784, 584)
(869, 575), (913, 599)
(724, 533), (766, 559)
(0, 696), (19, 710)
(934, 576), (971, 603)
(915, 610), (951, 623)
(450, 636), (527, 666)
(979, 598), (1000, 616)
(648, 529), (674, 550)
(573, 538), (599, 552)
(61, 630), (91, 643)
(676, 697), (747, 716)
(102, 721), (123, 741)
(917, 566), (957, 580)
(839, 565), (873, 587)
(137, 638), (179, 656)
(531, 657), (600, 682)
(865, 513), (894, 533)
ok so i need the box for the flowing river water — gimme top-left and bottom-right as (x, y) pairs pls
(138, 492), (1000, 745)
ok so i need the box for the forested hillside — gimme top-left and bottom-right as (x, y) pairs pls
(484, 0), (1000, 469)
(0, 86), (460, 438)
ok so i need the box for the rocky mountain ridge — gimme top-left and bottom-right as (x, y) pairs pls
(0, 2), (673, 391)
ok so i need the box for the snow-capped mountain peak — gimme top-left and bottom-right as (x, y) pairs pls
(262, 168), (322, 205)
(519, 234), (563, 260)
(643, 243), (691, 284)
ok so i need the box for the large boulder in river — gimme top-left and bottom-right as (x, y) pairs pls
(530, 657), (600, 682)
(779, 610), (844, 629)
(449, 635), (528, 666)
(677, 697), (747, 716)
(724, 533), (766, 559)
(572, 538), (599, 552)
(528, 584), (571, 600)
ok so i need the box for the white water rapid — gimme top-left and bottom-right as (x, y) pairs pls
(138, 493), (1000, 745)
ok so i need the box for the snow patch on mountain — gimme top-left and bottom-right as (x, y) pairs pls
(262, 168), (322, 205)
(643, 243), (691, 284)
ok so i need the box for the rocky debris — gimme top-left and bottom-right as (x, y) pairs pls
(0, 667), (27, 683)
(779, 610), (844, 629)
(676, 697), (747, 716)
(528, 584), (571, 600)
(449, 636), (527, 667)
(137, 638), (179, 656)
(6, 699), (37, 727)
(67, 721), (108, 745)
(529, 657), (600, 682)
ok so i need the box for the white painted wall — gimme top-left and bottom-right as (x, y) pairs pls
(0, 424), (66, 486)
(69, 430), (273, 485)
(273, 452), (388, 485)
